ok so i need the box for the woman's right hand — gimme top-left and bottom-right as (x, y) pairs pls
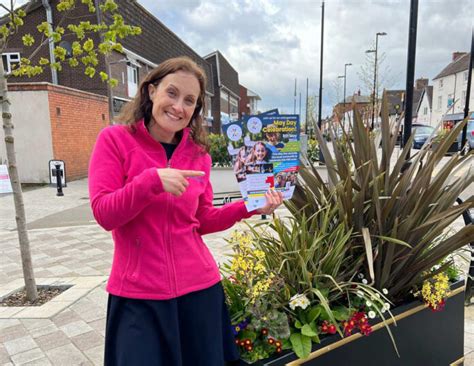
(157, 168), (205, 196)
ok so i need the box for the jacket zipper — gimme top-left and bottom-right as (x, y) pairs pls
(166, 157), (178, 296)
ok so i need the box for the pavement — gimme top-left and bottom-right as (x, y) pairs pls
(0, 151), (472, 365)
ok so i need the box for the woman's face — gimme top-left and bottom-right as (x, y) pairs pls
(148, 70), (200, 137)
(255, 144), (266, 161)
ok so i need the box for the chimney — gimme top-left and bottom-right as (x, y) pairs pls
(452, 52), (467, 62)
(415, 78), (428, 90)
(357, 89), (361, 96)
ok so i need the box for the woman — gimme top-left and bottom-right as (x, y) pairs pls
(88, 57), (283, 366)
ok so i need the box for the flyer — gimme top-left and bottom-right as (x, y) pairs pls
(223, 111), (300, 211)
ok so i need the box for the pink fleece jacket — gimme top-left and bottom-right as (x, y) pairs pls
(88, 119), (254, 300)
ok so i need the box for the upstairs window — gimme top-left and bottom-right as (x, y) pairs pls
(2, 52), (20, 74)
(439, 79), (443, 88)
(127, 65), (138, 98)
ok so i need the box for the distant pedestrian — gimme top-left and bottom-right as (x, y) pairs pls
(88, 56), (283, 366)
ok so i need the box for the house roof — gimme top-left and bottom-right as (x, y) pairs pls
(109, 0), (214, 95)
(203, 50), (240, 98)
(411, 89), (423, 117)
(433, 53), (470, 80)
(416, 85), (433, 114)
(344, 94), (370, 104)
(384, 90), (404, 115)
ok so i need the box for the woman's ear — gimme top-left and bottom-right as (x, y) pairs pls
(148, 83), (155, 100)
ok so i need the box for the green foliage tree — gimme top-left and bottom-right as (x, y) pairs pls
(0, 0), (141, 301)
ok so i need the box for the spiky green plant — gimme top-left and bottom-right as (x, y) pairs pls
(291, 96), (474, 303)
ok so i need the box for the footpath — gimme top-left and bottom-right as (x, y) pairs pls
(0, 157), (473, 365)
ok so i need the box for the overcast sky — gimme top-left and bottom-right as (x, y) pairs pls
(138, 0), (472, 117)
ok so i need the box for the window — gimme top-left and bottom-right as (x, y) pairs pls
(439, 79), (443, 88)
(127, 65), (138, 98)
(437, 96), (442, 110)
(423, 107), (428, 115)
(229, 96), (238, 107)
(462, 90), (466, 106)
(447, 94), (454, 108)
(1, 52), (20, 74)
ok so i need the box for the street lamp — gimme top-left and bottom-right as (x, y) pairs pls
(338, 74), (345, 128)
(366, 32), (387, 130)
(342, 63), (352, 127)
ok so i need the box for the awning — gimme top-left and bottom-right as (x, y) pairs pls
(443, 113), (465, 121)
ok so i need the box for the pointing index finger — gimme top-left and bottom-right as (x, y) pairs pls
(180, 170), (205, 177)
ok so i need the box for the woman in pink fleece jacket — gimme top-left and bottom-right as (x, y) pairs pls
(88, 57), (282, 366)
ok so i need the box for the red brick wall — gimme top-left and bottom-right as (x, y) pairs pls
(239, 85), (250, 118)
(46, 84), (109, 180)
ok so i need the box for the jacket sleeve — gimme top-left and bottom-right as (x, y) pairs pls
(88, 128), (165, 231)
(195, 155), (257, 235)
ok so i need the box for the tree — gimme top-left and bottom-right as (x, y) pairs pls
(0, 0), (141, 301)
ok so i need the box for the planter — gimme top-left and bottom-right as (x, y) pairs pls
(235, 281), (464, 366)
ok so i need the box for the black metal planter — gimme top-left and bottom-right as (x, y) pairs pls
(235, 281), (465, 366)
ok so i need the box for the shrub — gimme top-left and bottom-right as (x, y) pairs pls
(208, 133), (232, 167)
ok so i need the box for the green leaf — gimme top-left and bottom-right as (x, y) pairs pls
(306, 306), (321, 323)
(83, 38), (94, 52)
(301, 324), (317, 337)
(22, 34), (35, 47)
(294, 319), (302, 329)
(99, 72), (109, 82)
(290, 333), (312, 359)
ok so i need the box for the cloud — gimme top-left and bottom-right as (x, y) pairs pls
(138, 0), (473, 116)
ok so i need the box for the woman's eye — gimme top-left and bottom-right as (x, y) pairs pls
(185, 99), (195, 106)
(167, 90), (176, 97)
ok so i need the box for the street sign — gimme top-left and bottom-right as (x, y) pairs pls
(49, 160), (67, 187)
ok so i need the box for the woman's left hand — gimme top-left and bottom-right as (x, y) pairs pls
(256, 189), (284, 215)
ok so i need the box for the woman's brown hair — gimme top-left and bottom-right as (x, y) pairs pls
(116, 56), (209, 151)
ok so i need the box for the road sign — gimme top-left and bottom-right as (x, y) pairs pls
(49, 160), (67, 187)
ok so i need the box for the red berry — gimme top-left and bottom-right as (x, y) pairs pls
(321, 325), (328, 332)
(276, 347), (282, 353)
(245, 339), (251, 345)
(275, 341), (282, 348)
(235, 339), (240, 345)
(328, 325), (337, 334)
(239, 341), (245, 347)
(246, 345), (253, 352)
(261, 328), (268, 335)
(268, 338), (275, 345)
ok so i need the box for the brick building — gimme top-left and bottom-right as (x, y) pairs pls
(239, 85), (261, 118)
(204, 51), (240, 134)
(2, 0), (215, 119)
(0, 83), (109, 183)
(1, 0), (218, 182)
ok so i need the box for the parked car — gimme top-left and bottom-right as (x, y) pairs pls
(412, 124), (435, 149)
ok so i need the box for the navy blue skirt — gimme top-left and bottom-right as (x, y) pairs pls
(104, 282), (240, 366)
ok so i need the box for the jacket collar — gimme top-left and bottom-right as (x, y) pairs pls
(136, 119), (192, 156)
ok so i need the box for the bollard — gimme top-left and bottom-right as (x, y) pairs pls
(55, 163), (64, 196)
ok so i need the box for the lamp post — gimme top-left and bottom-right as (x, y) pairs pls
(366, 32), (387, 130)
(341, 63), (352, 128)
(338, 75), (345, 129)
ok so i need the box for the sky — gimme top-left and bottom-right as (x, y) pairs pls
(137, 0), (473, 117)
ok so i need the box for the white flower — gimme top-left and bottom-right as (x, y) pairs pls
(383, 303), (390, 311)
(368, 311), (376, 319)
(382, 288), (389, 295)
(289, 294), (310, 310)
(362, 279), (368, 285)
(357, 273), (365, 279)
(356, 290), (364, 298)
(381, 307), (386, 313)
(375, 293), (381, 299)
(366, 300), (372, 307)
